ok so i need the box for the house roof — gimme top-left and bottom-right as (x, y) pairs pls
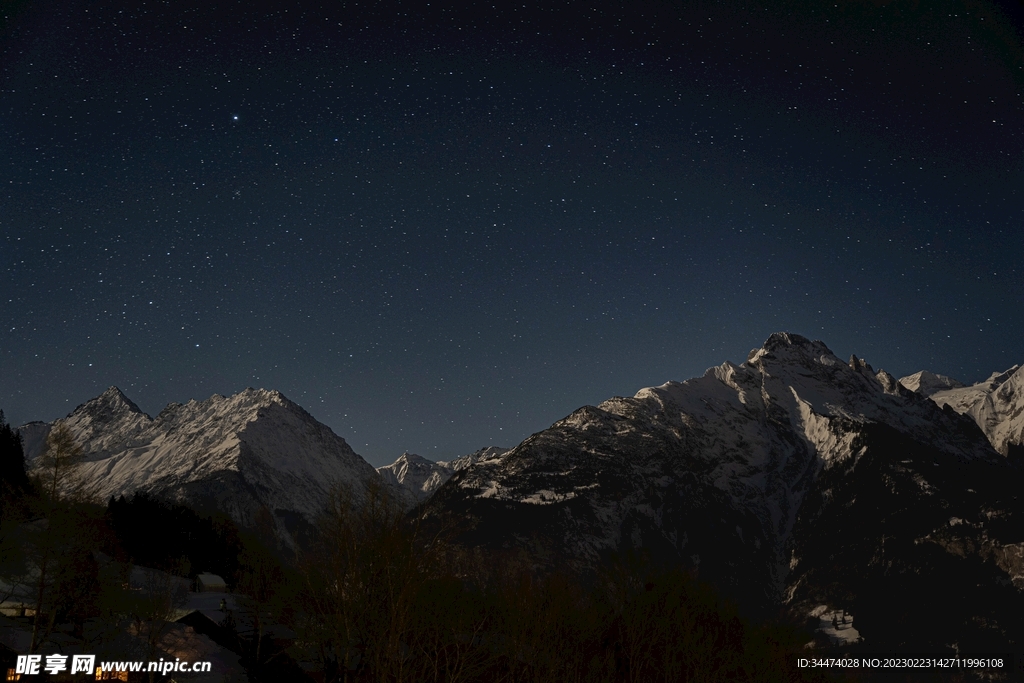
(196, 573), (227, 585)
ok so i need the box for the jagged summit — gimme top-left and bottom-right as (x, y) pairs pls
(760, 331), (819, 351)
(747, 331), (833, 364)
(96, 386), (145, 413)
(59, 386), (154, 458)
(746, 334), (877, 381)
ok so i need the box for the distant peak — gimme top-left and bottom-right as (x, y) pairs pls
(899, 370), (966, 396)
(379, 452), (438, 477)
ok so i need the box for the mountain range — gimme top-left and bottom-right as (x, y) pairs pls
(17, 385), (504, 541)
(16, 332), (1024, 654)
(376, 447), (509, 509)
(416, 333), (1024, 652)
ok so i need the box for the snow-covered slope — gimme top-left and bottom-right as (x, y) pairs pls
(378, 447), (508, 509)
(21, 387), (378, 542)
(901, 365), (1024, 456)
(420, 333), (1024, 650)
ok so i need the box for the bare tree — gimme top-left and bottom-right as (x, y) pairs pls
(296, 479), (499, 683)
(26, 425), (89, 652)
(100, 560), (190, 683)
(34, 423), (88, 503)
(235, 537), (285, 671)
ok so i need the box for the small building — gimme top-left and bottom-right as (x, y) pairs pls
(196, 573), (227, 592)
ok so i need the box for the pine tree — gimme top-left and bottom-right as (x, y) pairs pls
(0, 409), (30, 501)
(1, 410), (32, 619)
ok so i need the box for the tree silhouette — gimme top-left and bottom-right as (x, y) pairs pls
(0, 409), (32, 609)
(292, 481), (826, 683)
(0, 409), (30, 504)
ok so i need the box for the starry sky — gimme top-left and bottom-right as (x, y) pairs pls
(2, 0), (1022, 466)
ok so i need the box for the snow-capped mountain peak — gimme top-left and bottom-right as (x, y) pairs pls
(627, 333), (988, 465)
(897, 370), (966, 397)
(907, 364), (1024, 457)
(56, 386), (154, 459)
(377, 452), (440, 505)
(21, 387), (378, 543)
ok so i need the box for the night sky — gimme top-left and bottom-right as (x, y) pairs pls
(2, 0), (1022, 466)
